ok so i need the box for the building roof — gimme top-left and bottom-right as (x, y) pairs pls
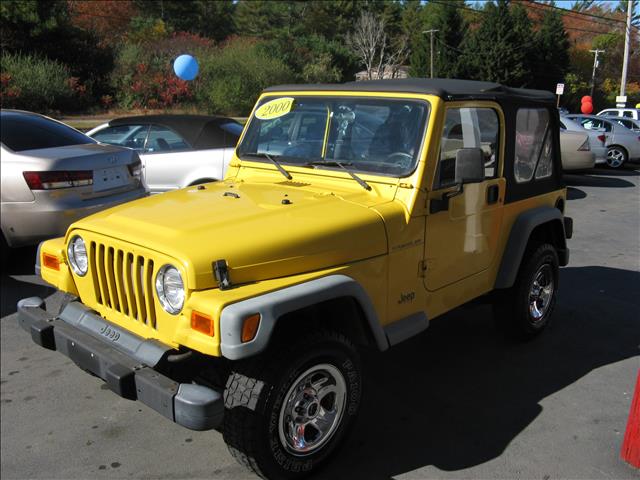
(264, 78), (555, 104)
(108, 114), (240, 149)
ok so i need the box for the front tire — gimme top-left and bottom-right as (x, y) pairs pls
(494, 243), (559, 340)
(223, 331), (361, 480)
(606, 145), (628, 168)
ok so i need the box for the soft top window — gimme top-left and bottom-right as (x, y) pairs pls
(514, 108), (553, 183)
(1, 114), (95, 152)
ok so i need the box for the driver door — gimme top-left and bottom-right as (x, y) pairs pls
(424, 104), (505, 292)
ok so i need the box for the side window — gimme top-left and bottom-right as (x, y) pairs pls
(92, 125), (149, 151)
(514, 108), (553, 183)
(623, 111), (633, 118)
(436, 107), (500, 187)
(146, 125), (189, 152)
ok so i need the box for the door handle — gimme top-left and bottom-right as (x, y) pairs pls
(487, 184), (499, 205)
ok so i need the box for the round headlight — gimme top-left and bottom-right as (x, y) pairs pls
(155, 265), (184, 315)
(67, 235), (88, 276)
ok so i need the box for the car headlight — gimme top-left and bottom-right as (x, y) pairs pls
(155, 265), (184, 315)
(67, 235), (88, 276)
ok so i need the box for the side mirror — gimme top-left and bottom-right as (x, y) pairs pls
(430, 147), (485, 214)
(455, 147), (485, 184)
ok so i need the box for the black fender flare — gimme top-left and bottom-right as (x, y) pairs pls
(494, 206), (569, 289)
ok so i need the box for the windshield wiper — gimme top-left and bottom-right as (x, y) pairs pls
(304, 160), (371, 191)
(243, 153), (292, 180)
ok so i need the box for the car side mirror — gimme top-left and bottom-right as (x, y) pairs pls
(455, 147), (485, 184)
(430, 147), (485, 214)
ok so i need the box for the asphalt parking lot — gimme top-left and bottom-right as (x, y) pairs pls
(1, 166), (639, 480)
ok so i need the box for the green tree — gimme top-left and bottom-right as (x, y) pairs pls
(133, 0), (235, 42)
(460, 0), (530, 86)
(406, 1), (432, 78)
(432, 0), (466, 79)
(533, 8), (570, 92)
(509, 2), (535, 87)
(195, 37), (294, 116)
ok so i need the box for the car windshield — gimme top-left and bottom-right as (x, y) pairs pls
(237, 96), (429, 177)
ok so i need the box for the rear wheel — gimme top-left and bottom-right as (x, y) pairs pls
(223, 331), (361, 480)
(494, 243), (559, 340)
(606, 145), (628, 168)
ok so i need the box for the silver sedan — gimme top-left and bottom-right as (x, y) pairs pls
(1, 110), (147, 248)
(566, 114), (640, 168)
(87, 115), (243, 194)
(560, 116), (606, 165)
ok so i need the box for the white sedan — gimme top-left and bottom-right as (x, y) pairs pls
(87, 115), (243, 193)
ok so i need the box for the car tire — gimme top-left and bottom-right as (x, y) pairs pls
(494, 243), (559, 340)
(606, 145), (628, 169)
(222, 331), (361, 480)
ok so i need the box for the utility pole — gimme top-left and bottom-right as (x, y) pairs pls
(620, 0), (633, 100)
(423, 29), (439, 78)
(589, 49), (605, 98)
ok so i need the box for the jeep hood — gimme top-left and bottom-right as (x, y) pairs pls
(71, 181), (389, 289)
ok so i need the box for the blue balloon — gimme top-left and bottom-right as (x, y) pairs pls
(173, 54), (199, 81)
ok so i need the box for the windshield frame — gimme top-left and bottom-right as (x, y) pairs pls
(236, 93), (431, 180)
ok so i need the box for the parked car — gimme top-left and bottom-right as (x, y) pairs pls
(87, 115), (243, 193)
(20, 78), (573, 479)
(597, 108), (640, 120)
(559, 129), (595, 170)
(560, 116), (606, 164)
(1, 110), (146, 249)
(611, 117), (640, 133)
(566, 114), (640, 168)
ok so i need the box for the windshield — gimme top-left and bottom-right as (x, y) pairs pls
(237, 96), (429, 177)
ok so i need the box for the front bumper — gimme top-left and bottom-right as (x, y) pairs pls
(17, 297), (223, 431)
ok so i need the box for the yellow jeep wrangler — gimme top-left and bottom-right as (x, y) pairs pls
(19, 79), (572, 479)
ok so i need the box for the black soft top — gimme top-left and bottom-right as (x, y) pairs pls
(264, 78), (555, 105)
(108, 114), (240, 149)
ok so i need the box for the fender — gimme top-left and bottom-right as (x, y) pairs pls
(495, 206), (569, 289)
(219, 274), (391, 360)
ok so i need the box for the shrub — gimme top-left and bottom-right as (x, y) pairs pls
(110, 32), (212, 110)
(0, 52), (79, 112)
(195, 37), (294, 116)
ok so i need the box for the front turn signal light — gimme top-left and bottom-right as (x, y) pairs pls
(42, 253), (60, 271)
(191, 310), (214, 337)
(241, 314), (261, 343)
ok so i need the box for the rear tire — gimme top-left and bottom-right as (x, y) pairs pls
(606, 145), (628, 169)
(222, 331), (361, 480)
(494, 243), (559, 340)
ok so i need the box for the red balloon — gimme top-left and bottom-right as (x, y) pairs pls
(581, 102), (594, 114)
(581, 95), (593, 104)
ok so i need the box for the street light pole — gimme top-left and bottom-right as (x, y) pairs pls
(620, 0), (633, 99)
(589, 49), (605, 99)
(422, 29), (439, 78)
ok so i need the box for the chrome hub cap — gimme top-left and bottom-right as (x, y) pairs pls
(278, 363), (346, 456)
(607, 149), (624, 168)
(529, 264), (554, 321)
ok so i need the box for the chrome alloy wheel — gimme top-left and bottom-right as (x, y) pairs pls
(278, 363), (347, 456)
(529, 264), (554, 321)
(606, 147), (625, 168)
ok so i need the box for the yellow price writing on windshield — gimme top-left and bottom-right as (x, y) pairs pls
(255, 97), (294, 120)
